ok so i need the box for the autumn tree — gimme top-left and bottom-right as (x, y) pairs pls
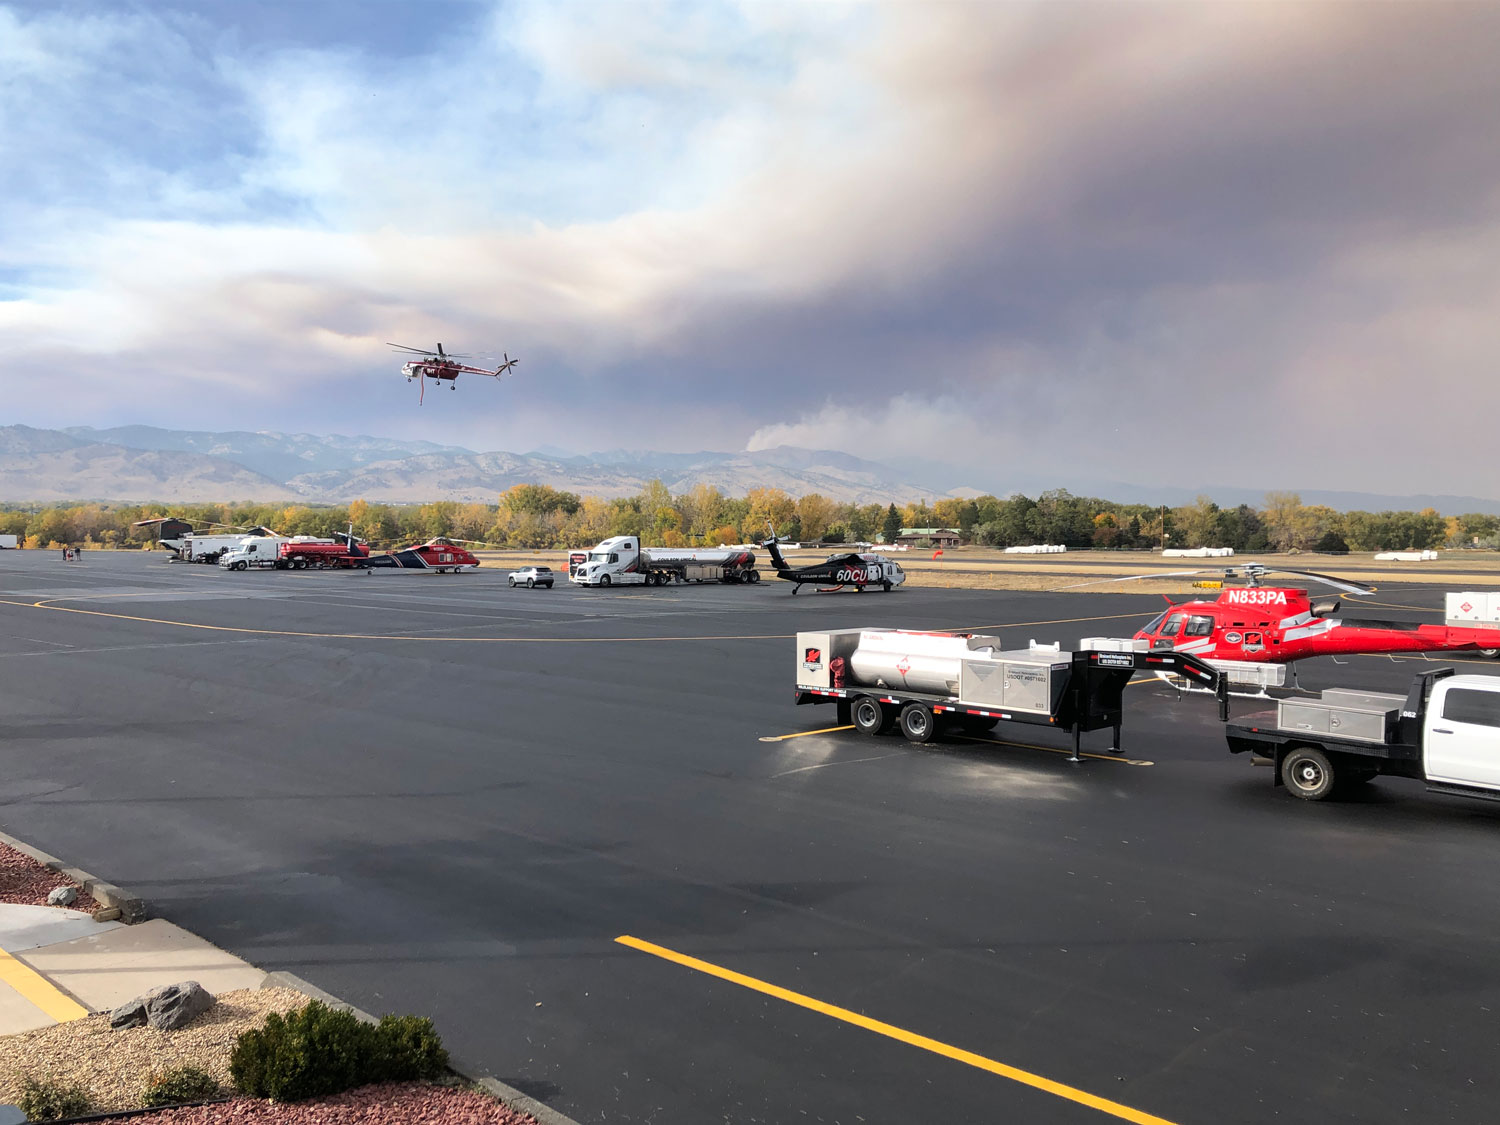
(744, 488), (795, 541)
(795, 493), (837, 543)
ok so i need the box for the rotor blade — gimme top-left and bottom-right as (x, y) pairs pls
(1055, 570), (1211, 590)
(437, 342), (445, 357)
(1270, 568), (1376, 595)
(386, 343), (433, 354)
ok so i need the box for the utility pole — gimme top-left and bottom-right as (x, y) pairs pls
(1160, 504), (1167, 550)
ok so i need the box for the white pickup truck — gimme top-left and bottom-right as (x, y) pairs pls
(1227, 669), (1500, 802)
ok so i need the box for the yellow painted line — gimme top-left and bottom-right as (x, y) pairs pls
(0, 598), (791, 644)
(758, 725), (855, 742)
(615, 935), (1177, 1125)
(0, 947), (88, 1023)
(956, 734), (1153, 766)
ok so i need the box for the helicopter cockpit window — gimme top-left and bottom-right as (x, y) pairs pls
(1160, 614), (1185, 637)
(1142, 611), (1168, 635)
(1184, 616), (1215, 637)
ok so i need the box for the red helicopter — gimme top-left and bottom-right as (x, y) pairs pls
(1067, 563), (1500, 663)
(364, 536), (481, 573)
(387, 342), (518, 404)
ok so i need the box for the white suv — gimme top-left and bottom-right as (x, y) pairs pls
(508, 566), (554, 589)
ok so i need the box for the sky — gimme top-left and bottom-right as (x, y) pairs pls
(2, 0), (1498, 497)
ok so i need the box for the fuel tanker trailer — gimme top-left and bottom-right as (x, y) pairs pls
(793, 627), (1227, 757)
(571, 536), (760, 587)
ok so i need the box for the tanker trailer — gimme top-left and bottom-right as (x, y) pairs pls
(793, 627), (1226, 757)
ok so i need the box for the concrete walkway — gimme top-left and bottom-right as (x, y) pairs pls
(0, 903), (264, 1035)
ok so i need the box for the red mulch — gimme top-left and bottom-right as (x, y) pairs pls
(0, 839), (102, 913)
(122, 1083), (538, 1123)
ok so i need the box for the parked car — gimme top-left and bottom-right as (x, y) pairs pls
(508, 565), (554, 589)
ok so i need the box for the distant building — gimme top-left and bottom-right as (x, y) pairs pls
(894, 527), (962, 548)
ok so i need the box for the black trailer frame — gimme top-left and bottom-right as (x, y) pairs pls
(796, 648), (1227, 761)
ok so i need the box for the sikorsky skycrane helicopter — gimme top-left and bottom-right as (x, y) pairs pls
(1065, 563), (1500, 663)
(387, 342), (518, 404)
(760, 528), (906, 594)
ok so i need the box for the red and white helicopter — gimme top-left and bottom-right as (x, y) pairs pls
(387, 342), (518, 404)
(364, 536), (481, 573)
(1068, 563), (1500, 663)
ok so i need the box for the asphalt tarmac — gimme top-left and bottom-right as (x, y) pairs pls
(3, 551), (1500, 1124)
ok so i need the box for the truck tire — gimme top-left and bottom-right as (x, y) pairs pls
(748, 570), (760, 584)
(1281, 746), (1337, 801)
(233, 560), (247, 571)
(1481, 648), (1500, 659)
(852, 696), (886, 736)
(599, 574), (611, 586)
(899, 702), (937, 744)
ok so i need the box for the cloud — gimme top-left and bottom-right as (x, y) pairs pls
(1, 1), (1498, 493)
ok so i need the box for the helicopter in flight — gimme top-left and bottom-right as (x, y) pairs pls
(387, 342), (518, 404)
(1065, 563), (1500, 663)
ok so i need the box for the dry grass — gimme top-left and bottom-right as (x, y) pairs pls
(471, 547), (1500, 593)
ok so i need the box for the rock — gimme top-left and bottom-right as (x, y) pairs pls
(110, 998), (148, 1029)
(46, 885), (78, 906)
(145, 980), (215, 1030)
(110, 981), (216, 1031)
(92, 906), (122, 922)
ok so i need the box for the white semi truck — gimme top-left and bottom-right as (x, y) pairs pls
(571, 536), (761, 587)
(793, 627), (1226, 757)
(1227, 668), (1500, 803)
(162, 525), (279, 564)
(218, 535), (340, 570)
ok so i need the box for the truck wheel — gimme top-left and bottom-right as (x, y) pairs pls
(748, 570), (760, 584)
(900, 703), (937, 744)
(852, 696), (886, 736)
(883, 581), (892, 592)
(1281, 746), (1337, 801)
(233, 560), (247, 571)
(599, 574), (611, 586)
(1481, 648), (1500, 659)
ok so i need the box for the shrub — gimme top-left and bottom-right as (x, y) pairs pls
(370, 1013), (449, 1082)
(230, 1001), (448, 1102)
(18, 1076), (92, 1121)
(142, 1064), (221, 1108)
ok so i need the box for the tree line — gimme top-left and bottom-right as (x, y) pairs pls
(1, 486), (1496, 552)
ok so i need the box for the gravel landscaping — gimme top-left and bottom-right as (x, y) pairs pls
(0, 839), (100, 912)
(105, 1082), (537, 1123)
(0, 988), (307, 1112)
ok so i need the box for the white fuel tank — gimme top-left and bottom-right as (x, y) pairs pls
(845, 630), (998, 695)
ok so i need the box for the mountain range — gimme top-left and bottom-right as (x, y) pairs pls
(2, 424), (1497, 514)
(0, 425), (944, 505)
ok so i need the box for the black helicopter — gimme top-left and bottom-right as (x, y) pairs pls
(759, 526), (907, 594)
